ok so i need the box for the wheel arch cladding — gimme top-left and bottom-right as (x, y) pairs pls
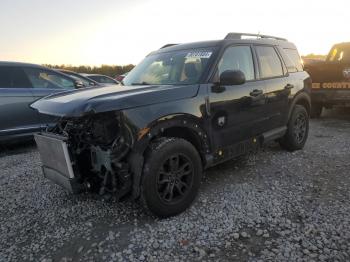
(139, 115), (210, 159)
(128, 115), (211, 199)
(290, 92), (311, 118)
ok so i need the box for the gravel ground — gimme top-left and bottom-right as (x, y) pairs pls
(1, 109), (350, 262)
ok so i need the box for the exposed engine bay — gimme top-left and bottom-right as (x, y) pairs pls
(48, 112), (134, 200)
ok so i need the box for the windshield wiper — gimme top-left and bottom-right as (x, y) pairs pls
(131, 81), (151, 86)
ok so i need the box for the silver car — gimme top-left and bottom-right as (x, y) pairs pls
(0, 61), (84, 142)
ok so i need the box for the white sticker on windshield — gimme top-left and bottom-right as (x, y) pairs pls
(185, 51), (212, 59)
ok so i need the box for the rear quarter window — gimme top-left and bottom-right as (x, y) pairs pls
(282, 48), (303, 73)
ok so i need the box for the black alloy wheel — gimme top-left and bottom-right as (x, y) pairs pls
(293, 112), (307, 144)
(141, 138), (202, 218)
(279, 105), (309, 151)
(156, 154), (194, 204)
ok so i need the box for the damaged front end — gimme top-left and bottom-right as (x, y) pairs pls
(35, 111), (134, 200)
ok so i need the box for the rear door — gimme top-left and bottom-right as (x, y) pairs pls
(255, 45), (290, 129)
(0, 66), (40, 137)
(23, 67), (76, 127)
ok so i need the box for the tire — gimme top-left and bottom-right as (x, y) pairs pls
(279, 105), (309, 151)
(141, 138), (202, 218)
(310, 103), (322, 118)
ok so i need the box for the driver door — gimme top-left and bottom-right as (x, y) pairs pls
(209, 45), (268, 151)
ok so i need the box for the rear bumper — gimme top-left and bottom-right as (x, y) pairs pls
(34, 133), (83, 194)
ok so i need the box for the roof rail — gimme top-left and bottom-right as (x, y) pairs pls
(160, 44), (178, 49)
(224, 33), (287, 41)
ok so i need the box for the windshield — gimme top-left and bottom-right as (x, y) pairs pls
(327, 45), (350, 62)
(123, 48), (214, 86)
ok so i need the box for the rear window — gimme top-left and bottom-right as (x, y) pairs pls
(283, 48), (303, 72)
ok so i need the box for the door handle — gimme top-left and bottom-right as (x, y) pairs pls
(285, 84), (294, 90)
(250, 89), (263, 97)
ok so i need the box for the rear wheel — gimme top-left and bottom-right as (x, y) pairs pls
(310, 103), (322, 118)
(141, 138), (202, 218)
(279, 105), (309, 151)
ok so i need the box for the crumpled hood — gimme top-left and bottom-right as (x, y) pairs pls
(31, 84), (199, 117)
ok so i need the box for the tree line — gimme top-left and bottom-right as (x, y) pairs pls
(44, 54), (327, 77)
(44, 64), (135, 77)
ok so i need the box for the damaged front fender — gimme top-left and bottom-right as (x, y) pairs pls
(126, 114), (212, 199)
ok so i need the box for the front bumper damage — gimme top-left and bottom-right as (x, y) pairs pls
(34, 112), (134, 199)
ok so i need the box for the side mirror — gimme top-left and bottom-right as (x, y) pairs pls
(74, 80), (85, 89)
(220, 70), (246, 86)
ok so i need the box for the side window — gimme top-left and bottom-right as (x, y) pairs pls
(101, 77), (117, 84)
(283, 48), (303, 72)
(23, 68), (75, 89)
(68, 74), (89, 86)
(256, 46), (284, 78)
(0, 67), (12, 88)
(0, 67), (31, 88)
(12, 68), (32, 88)
(328, 48), (338, 61)
(218, 46), (255, 81)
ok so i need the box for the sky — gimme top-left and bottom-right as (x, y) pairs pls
(1, 0), (350, 66)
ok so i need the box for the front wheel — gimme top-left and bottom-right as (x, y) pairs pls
(141, 138), (202, 218)
(279, 105), (309, 151)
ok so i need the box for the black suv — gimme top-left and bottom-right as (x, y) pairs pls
(32, 33), (311, 217)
